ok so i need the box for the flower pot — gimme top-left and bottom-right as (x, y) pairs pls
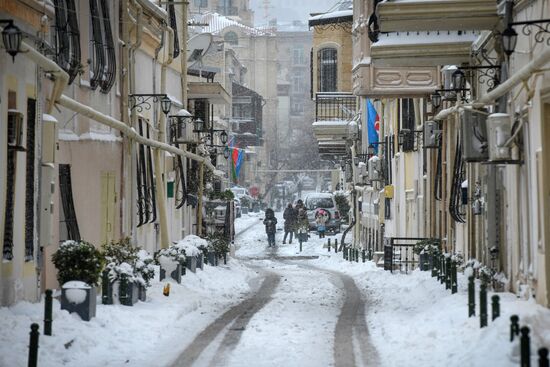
(61, 282), (97, 321)
(207, 252), (217, 267)
(419, 253), (432, 271)
(160, 264), (183, 284)
(118, 275), (139, 306)
(197, 254), (204, 270)
(186, 256), (197, 273)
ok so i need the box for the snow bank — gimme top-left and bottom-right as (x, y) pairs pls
(175, 235), (207, 256)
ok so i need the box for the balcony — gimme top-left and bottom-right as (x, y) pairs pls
(377, 0), (498, 32)
(315, 92), (356, 121)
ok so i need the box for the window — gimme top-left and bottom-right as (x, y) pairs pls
(3, 96), (19, 261)
(193, 0), (208, 6)
(224, 31), (238, 45)
(400, 98), (415, 152)
(24, 99), (37, 261)
(318, 48), (337, 92)
(293, 47), (305, 65)
(136, 119), (157, 227)
(53, 0), (81, 84)
(89, 0), (116, 93)
(291, 102), (304, 115)
(291, 69), (306, 94)
(59, 164), (81, 241)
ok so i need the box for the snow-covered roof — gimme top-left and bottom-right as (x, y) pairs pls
(312, 119), (352, 127)
(309, 0), (353, 26)
(309, 9), (353, 22)
(196, 12), (273, 36)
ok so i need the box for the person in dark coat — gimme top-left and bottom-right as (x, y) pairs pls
(263, 208), (277, 247)
(282, 203), (297, 244)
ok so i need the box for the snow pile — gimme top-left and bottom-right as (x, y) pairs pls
(175, 235), (206, 257)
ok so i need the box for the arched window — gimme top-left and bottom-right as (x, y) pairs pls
(318, 48), (337, 92)
(224, 31), (238, 45)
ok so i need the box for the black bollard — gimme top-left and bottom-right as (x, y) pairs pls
(356, 249), (359, 263)
(328, 239), (331, 252)
(539, 348), (549, 367)
(451, 260), (457, 294)
(445, 257), (452, 290)
(299, 240), (302, 252)
(480, 281), (488, 328)
(102, 269), (113, 305)
(511, 315), (520, 342)
(491, 295), (500, 321)
(28, 323), (39, 367)
(362, 249), (366, 263)
(520, 326), (531, 367)
(439, 255), (445, 284)
(343, 245), (347, 260)
(468, 276), (475, 317)
(335, 239), (338, 253)
(223, 252), (227, 265)
(44, 290), (52, 336)
(432, 254), (438, 278)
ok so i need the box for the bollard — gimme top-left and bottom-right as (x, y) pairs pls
(468, 276), (475, 317)
(356, 249), (359, 263)
(299, 240), (302, 253)
(432, 254), (438, 278)
(539, 348), (549, 367)
(445, 257), (452, 290)
(439, 255), (445, 284)
(451, 260), (457, 294)
(491, 295), (500, 321)
(343, 245), (347, 260)
(102, 269), (113, 305)
(335, 239), (338, 253)
(223, 252), (227, 265)
(119, 274), (130, 306)
(520, 326), (531, 367)
(44, 290), (52, 336)
(511, 315), (520, 342)
(480, 281), (488, 328)
(362, 249), (366, 263)
(28, 323), (39, 367)
(328, 239), (331, 252)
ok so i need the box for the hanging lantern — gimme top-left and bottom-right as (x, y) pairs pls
(160, 96), (172, 115)
(501, 26), (518, 56)
(2, 21), (22, 62)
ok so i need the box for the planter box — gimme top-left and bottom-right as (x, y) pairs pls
(241, 207), (249, 214)
(419, 253), (433, 271)
(160, 264), (183, 284)
(207, 252), (217, 266)
(138, 284), (147, 302)
(197, 254), (204, 270)
(61, 282), (97, 321)
(118, 277), (139, 306)
(186, 256), (197, 273)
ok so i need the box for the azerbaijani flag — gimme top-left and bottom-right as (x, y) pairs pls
(366, 99), (380, 153)
(229, 137), (244, 182)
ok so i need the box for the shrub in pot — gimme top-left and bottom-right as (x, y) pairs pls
(52, 240), (103, 321)
(413, 239), (440, 271)
(102, 238), (155, 305)
(175, 235), (205, 273)
(155, 244), (186, 283)
(208, 231), (230, 265)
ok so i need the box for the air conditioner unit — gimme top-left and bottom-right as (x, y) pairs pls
(487, 113), (512, 161)
(423, 120), (440, 148)
(368, 156), (381, 181)
(42, 114), (58, 164)
(7, 110), (24, 151)
(312, 120), (354, 140)
(461, 108), (489, 162)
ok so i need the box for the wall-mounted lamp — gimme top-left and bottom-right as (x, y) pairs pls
(1, 20), (22, 62)
(129, 94), (172, 114)
(501, 0), (549, 56)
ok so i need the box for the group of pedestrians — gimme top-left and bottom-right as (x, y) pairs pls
(263, 199), (329, 247)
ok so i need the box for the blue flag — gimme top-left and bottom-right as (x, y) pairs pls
(366, 99), (380, 153)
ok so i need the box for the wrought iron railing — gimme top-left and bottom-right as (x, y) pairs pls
(315, 92), (356, 121)
(383, 237), (433, 273)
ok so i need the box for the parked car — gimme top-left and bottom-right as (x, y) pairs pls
(301, 176), (315, 190)
(230, 186), (250, 198)
(303, 193), (341, 233)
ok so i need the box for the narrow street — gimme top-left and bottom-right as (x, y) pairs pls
(172, 215), (377, 367)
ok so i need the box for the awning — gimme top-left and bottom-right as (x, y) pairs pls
(188, 82), (231, 105)
(377, 0), (498, 32)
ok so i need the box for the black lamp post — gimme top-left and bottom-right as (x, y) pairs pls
(431, 91), (442, 109)
(1, 20), (22, 62)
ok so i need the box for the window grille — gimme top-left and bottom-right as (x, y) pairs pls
(59, 164), (81, 241)
(89, 0), (105, 90)
(400, 99), (415, 152)
(167, 0), (180, 59)
(318, 48), (337, 92)
(145, 124), (157, 223)
(175, 156), (187, 209)
(3, 112), (20, 260)
(25, 99), (37, 261)
(53, 0), (81, 84)
(99, 0), (116, 93)
(136, 119), (157, 226)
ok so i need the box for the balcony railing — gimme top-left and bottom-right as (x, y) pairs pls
(315, 92), (356, 121)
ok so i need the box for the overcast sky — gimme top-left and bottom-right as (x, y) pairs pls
(249, 0), (339, 26)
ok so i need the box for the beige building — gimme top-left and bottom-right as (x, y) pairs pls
(351, 0), (550, 308)
(0, 0), (222, 306)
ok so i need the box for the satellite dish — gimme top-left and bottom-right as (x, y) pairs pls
(187, 33), (212, 68)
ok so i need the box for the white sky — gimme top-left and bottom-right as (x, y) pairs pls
(249, 0), (340, 26)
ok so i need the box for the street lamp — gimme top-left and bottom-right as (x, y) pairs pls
(1, 20), (22, 62)
(194, 118), (205, 133)
(501, 26), (518, 56)
(220, 130), (228, 144)
(160, 96), (172, 115)
(452, 69), (466, 91)
(223, 146), (230, 159)
(431, 91), (442, 109)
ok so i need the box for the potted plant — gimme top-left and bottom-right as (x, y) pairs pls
(155, 244), (186, 283)
(207, 231), (230, 265)
(413, 239), (441, 271)
(174, 235), (205, 273)
(102, 238), (155, 306)
(240, 196), (251, 214)
(52, 240), (103, 321)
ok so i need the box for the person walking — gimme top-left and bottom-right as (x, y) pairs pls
(263, 208), (277, 247)
(315, 209), (329, 239)
(282, 203), (297, 244)
(295, 208), (309, 246)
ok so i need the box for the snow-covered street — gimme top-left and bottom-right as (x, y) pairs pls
(1, 212), (550, 367)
